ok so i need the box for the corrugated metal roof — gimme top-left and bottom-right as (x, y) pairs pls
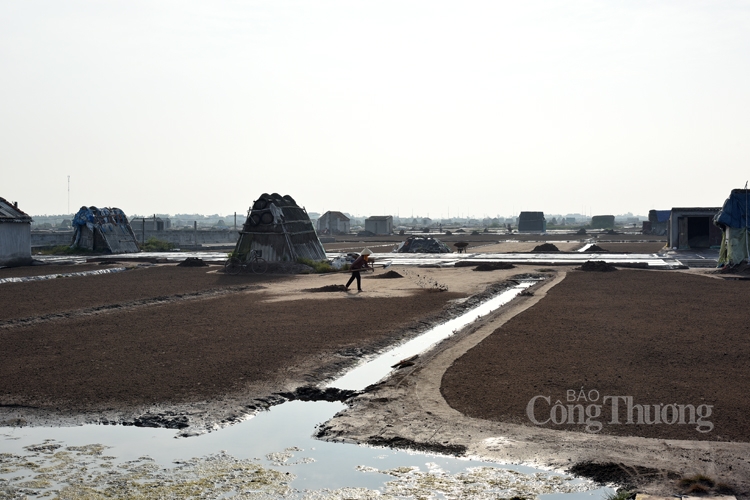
(0, 197), (32, 223)
(366, 215), (392, 221)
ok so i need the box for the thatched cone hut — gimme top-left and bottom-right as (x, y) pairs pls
(234, 193), (326, 262)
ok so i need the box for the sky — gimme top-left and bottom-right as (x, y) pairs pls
(2, 1), (749, 219)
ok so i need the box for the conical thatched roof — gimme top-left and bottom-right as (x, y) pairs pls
(234, 193), (326, 262)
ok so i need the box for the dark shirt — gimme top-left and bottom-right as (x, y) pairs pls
(350, 255), (369, 270)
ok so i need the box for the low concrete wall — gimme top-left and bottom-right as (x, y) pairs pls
(32, 229), (240, 249)
(30, 230), (74, 247)
(133, 229), (239, 247)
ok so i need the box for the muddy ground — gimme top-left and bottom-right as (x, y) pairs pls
(321, 269), (750, 498)
(4, 252), (743, 497)
(0, 263), (515, 431)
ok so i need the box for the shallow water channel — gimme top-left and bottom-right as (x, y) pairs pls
(0, 281), (613, 499)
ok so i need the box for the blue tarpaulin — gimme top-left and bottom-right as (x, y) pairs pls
(654, 210), (671, 223)
(714, 189), (750, 229)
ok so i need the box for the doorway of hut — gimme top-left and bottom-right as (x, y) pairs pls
(678, 216), (721, 249)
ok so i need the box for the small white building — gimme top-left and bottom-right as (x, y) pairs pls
(317, 211), (350, 235)
(365, 215), (393, 235)
(0, 197), (32, 267)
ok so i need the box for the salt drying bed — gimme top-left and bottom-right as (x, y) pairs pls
(0, 281), (613, 499)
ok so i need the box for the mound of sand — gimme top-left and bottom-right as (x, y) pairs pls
(369, 270), (404, 279)
(532, 243), (559, 252)
(473, 263), (515, 271)
(584, 245), (609, 253)
(304, 284), (348, 292)
(178, 258), (208, 267)
(578, 260), (617, 272)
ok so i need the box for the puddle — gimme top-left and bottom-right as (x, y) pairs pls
(330, 281), (535, 391)
(1, 401), (608, 498)
(0, 279), (614, 499)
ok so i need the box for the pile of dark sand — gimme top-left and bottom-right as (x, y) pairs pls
(576, 228), (587, 235)
(178, 258), (208, 267)
(369, 270), (403, 279)
(304, 284), (348, 292)
(584, 244), (609, 253)
(717, 262), (750, 274)
(473, 263), (515, 271)
(578, 260), (617, 272)
(531, 243), (559, 252)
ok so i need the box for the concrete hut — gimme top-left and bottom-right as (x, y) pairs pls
(714, 189), (750, 266)
(234, 193), (326, 262)
(365, 215), (393, 235)
(668, 207), (722, 250)
(518, 211), (546, 233)
(317, 211), (350, 235)
(71, 206), (139, 253)
(0, 197), (32, 267)
(590, 215), (615, 229)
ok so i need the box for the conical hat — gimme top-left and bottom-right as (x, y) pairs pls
(361, 248), (373, 255)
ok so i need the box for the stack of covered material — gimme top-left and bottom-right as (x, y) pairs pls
(235, 193), (326, 262)
(71, 206), (139, 253)
(715, 189), (750, 266)
(394, 235), (451, 253)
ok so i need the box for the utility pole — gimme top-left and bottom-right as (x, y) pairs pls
(67, 175), (70, 214)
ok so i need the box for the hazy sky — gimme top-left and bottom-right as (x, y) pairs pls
(2, 1), (749, 218)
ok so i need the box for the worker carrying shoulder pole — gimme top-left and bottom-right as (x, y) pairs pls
(345, 248), (373, 292)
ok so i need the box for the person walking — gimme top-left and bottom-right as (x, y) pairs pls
(345, 248), (372, 291)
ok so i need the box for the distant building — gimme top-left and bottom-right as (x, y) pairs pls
(318, 211), (350, 235)
(0, 197), (32, 267)
(643, 210), (670, 235)
(590, 215), (615, 229)
(365, 215), (393, 235)
(130, 217), (171, 232)
(71, 206), (140, 253)
(668, 207), (722, 250)
(518, 212), (546, 233)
